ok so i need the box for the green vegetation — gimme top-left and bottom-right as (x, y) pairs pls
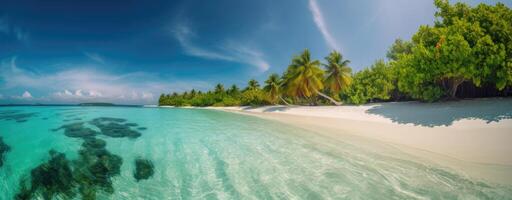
(343, 60), (398, 104)
(160, 0), (511, 106)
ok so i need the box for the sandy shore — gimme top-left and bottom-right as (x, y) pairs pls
(205, 98), (512, 183)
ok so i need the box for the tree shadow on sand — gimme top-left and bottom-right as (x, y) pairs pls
(366, 98), (512, 127)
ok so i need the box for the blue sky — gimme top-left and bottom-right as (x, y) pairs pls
(0, 0), (509, 104)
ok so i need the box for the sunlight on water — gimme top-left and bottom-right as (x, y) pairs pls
(0, 106), (511, 199)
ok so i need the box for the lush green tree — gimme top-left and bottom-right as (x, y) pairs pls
(240, 89), (271, 106)
(214, 83), (225, 94)
(190, 89), (197, 98)
(397, 0), (512, 101)
(246, 79), (260, 91)
(263, 73), (282, 104)
(344, 60), (397, 104)
(282, 49), (341, 105)
(386, 39), (413, 61)
(158, 94), (165, 105)
(227, 84), (241, 96)
(323, 51), (352, 100)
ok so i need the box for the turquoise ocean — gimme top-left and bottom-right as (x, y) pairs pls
(0, 106), (511, 199)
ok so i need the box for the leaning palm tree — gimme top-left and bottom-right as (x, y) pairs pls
(246, 79), (260, 91)
(324, 51), (352, 100)
(264, 73), (290, 105)
(282, 49), (340, 105)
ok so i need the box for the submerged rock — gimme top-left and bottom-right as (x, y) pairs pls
(82, 137), (107, 149)
(16, 141), (124, 200)
(74, 138), (123, 199)
(137, 127), (147, 131)
(0, 110), (37, 123)
(90, 117), (127, 124)
(89, 117), (141, 138)
(0, 137), (10, 167)
(124, 123), (138, 127)
(15, 116), (148, 199)
(15, 150), (75, 200)
(53, 122), (99, 138)
(97, 123), (141, 138)
(133, 158), (154, 181)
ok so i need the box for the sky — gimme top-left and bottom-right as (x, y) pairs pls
(0, 0), (510, 105)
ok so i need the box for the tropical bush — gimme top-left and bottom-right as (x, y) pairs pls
(343, 60), (397, 104)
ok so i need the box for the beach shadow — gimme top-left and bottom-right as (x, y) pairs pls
(262, 106), (292, 112)
(366, 98), (512, 127)
(241, 105), (293, 113)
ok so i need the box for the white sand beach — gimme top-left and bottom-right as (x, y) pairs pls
(207, 98), (512, 183)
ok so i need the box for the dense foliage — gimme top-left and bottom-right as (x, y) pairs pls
(396, 0), (512, 101)
(343, 60), (397, 104)
(159, 0), (511, 106)
(158, 80), (271, 107)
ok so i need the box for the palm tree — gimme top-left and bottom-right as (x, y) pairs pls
(246, 79), (260, 91)
(227, 84), (240, 96)
(324, 51), (352, 100)
(214, 83), (225, 94)
(264, 73), (282, 104)
(282, 49), (341, 105)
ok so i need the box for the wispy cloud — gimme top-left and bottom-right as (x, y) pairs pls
(0, 57), (211, 104)
(308, 0), (340, 51)
(172, 24), (270, 71)
(84, 52), (106, 64)
(0, 17), (29, 44)
(173, 25), (234, 61)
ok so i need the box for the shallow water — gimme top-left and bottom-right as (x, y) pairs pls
(0, 106), (511, 199)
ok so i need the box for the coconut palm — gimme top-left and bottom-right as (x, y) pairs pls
(246, 79), (260, 91)
(227, 84), (240, 96)
(190, 89), (197, 98)
(282, 49), (340, 105)
(264, 73), (289, 105)
(214, 83), (225, 94)
(324, 51), (352, 99)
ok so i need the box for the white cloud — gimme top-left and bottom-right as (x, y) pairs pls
(88, 90), (103, 97)
(172, 24), (270, 71)
(0, 57), (210, 104)
(308, 0), (340, 51)
(173, 25), (234, 61)
(74, 89), (83, 96)
(84, 52), (106, 64)
(22, 91), (32, 99)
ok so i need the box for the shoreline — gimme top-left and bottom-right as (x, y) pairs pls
(198, 98), (512, 184)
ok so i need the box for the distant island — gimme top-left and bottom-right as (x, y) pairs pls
(78, 102), (116, 106)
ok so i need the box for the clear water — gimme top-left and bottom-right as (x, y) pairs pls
(0, 106), (511, 200)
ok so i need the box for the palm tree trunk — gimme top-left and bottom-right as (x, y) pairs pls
(316, 91), (341, 106)
(279, 96), (292, 106)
